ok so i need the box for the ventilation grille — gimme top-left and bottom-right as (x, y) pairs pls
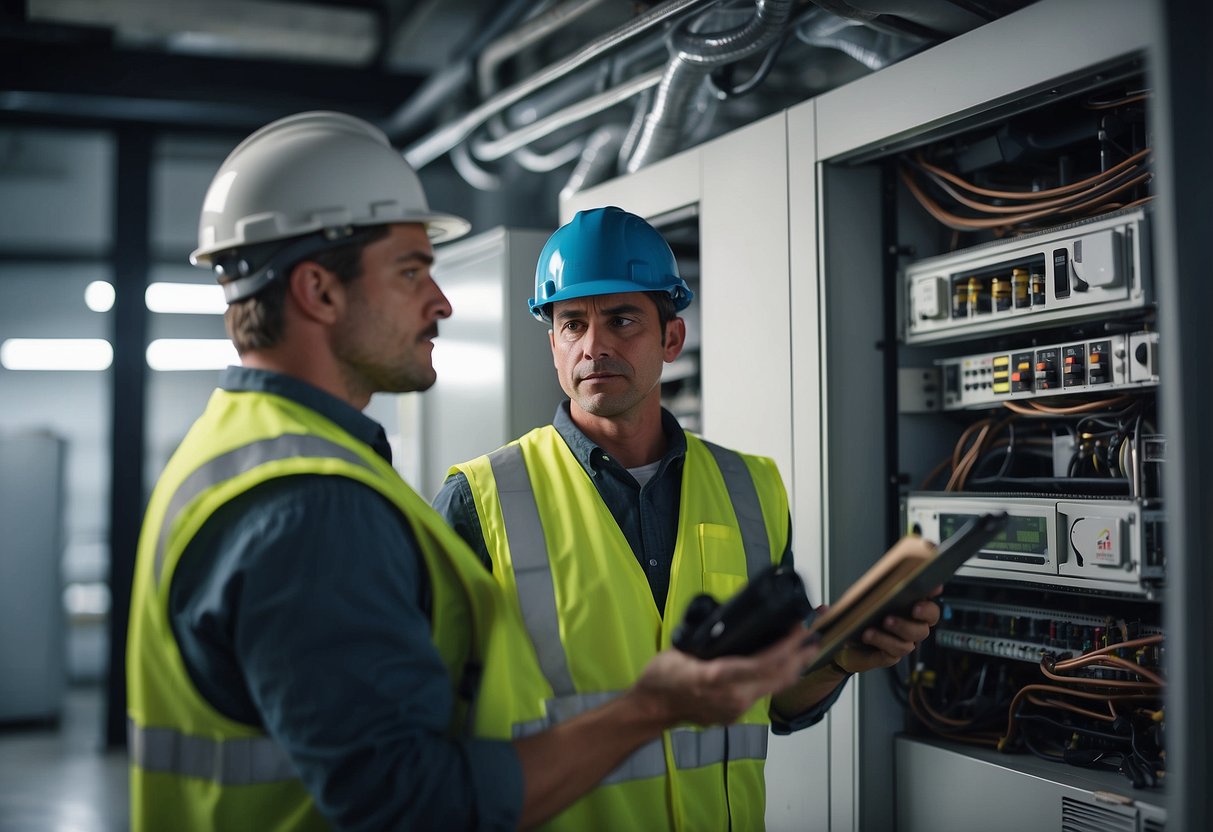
(1060, 796), (1137, 832)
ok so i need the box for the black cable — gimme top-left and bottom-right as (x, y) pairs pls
(1021, 730), (1066, 763)
(708, 3), (822, 99)
(886, 661), (911, 708)
(709, 25), (794, 98)
(1126, 716), (1163, 767)
(994, 421), (1017, 480)
(1015, 712), (1130, 745)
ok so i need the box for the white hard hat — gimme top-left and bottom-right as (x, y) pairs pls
(191, 111), (470, 299)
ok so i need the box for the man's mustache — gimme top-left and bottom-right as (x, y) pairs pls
(576, 358), (630, 381)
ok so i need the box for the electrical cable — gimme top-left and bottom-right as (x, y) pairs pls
(900, 166), (1153, 232)
(911, 152), (1151, 216)
(998, 684), (1161, 749)
(1084, 92), (1151, 110)
(1001, 395), (1132, 416)
(910, 148), (1150, 202)
(708, 2), (823, 98)
(1016, 711), (1126, 742)
(908, 684), (1002, 747)
(1025, 694), (1115, 723)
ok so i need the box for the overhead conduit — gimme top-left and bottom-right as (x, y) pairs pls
(625, 0), (793, 173)
(403, 0), (721, 170)
(399, 0), (950, 191)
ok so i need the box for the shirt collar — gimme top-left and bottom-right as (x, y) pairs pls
(218, 365), (393, 463)
(551, 400), (686, 478)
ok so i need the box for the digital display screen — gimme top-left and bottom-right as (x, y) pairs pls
(940, 512), (1049, 557)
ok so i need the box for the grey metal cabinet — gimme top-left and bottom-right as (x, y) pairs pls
(0, 431), (67, 723)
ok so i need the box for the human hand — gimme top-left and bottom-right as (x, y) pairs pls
(632, 625), (820, 727)
(830, 586), (942, 675)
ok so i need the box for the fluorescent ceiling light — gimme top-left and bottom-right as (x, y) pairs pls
(145, 282), (227, 314)
(0, 338), (113, 371)
(146, 339), (238, 371)
(29, 0), (376, 65)
(84, 280), (115, 312)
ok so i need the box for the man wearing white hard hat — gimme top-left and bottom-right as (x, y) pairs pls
(126, 113), (820, 831)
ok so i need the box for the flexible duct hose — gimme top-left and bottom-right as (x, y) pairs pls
(626, 0), (793, 173)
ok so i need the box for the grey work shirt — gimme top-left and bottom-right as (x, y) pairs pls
(169, 366), (521, 831)
(432, 401), (845, 734)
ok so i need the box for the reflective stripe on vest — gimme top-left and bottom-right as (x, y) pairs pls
(128, 720), (296, 785)
(487, 440), (774, 700)
(154, 434), (369, 583)
(510, 691), (768, 785)
(487, 444), (577, 697)
(700, 439), (770, 581)
(143, 433), (377, 788)
(671, 723), (768, 770)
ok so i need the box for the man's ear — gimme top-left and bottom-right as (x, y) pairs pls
(663, 316), (687, 363)
(287, 260), (342, 324)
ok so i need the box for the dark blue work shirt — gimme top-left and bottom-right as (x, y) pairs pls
(169, 366), (521, 831)
(432, 401), (844, 734)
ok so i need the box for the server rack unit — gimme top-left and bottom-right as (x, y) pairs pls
(809, 1), (1176, 829)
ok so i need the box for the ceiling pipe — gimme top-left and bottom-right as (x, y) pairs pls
(403, 0), (721, 169)
(381, 0), (537, 141)
(560, 124), (627, 204)
(476, 0), (612, 179)
(471, 67), (663, 161)
(625, 0), (793, 173)
(476, 0), (612, 96)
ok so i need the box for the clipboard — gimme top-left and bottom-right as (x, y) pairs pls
(801, 511), (1009, 675)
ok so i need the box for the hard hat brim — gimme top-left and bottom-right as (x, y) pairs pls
(190, 213), (471, 267)
(529, 278), (692, 321)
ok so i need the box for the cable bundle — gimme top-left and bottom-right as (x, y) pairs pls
(909, 634), (1166, 788)
(998, 635), (1165, 788)
(900, 148), (1153, 234)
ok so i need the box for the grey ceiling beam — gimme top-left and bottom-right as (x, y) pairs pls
(0, 37), (426, 131)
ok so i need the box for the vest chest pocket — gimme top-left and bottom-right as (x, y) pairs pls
(698, 523), (748, 602)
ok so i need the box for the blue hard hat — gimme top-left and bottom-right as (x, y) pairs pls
(529, 206), (693, 322)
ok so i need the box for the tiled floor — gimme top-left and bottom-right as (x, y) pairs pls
(0, 686), (128, 831)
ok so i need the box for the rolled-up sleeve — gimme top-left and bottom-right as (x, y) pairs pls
(172, 475), (522, 830)
(768, 528), (847, 734)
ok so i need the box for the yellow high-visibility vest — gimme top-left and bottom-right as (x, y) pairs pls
(127, 387), (522, 830)
(453, 425), (790, 831)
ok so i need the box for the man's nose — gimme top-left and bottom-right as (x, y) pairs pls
(430, 278), (452, 319)
(580, 320), (612, 358)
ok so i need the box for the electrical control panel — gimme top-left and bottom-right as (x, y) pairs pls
(879, 53), (1167, 810)
(939, 331), (1159, 409)
(904, 208), (1152, 344)
(906, 493), (1164, 597)
(935, 596), (1164, 665)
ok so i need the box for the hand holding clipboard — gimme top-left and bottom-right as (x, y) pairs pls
(800, 511), (1008, 675)
(673, 512), (1009, 672)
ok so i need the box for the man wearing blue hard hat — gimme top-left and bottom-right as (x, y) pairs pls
(127, 117), (820, 832)
(436, 206), (942, 829)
